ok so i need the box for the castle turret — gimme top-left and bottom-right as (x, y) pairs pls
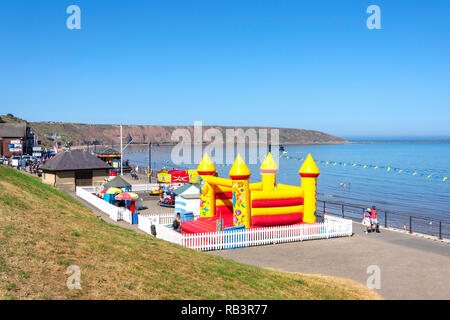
(197, 153), (216, 218)
(229, 154), (251, 180)
(197, 152), (216, 176)
(299, 153), (320, 223)
(229, 154), (251, 228)
(260, 152), (278, 192)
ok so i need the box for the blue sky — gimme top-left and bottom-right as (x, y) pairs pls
(0, 1), (449, 138)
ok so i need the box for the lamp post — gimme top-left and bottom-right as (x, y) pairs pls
(120, 125), (123, 176)
(148, 142), (152, 183)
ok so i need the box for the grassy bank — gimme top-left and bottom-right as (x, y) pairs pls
(0, 165), (381, 300)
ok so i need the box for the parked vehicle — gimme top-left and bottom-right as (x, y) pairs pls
(11, 155), (21, 167)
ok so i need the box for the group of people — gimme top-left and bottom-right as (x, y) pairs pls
(26, 161), (41, 175)
(362, 205), (380, 234)
(340, 182), (351, 190)
(10, 158), (42, 176)
(130, 170), (139, 180)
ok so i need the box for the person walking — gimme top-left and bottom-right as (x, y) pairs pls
(371, 205), (380, 233)
(362, 208), (372, 234)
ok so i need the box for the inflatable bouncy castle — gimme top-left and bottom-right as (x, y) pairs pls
(181, 152), (320, 234)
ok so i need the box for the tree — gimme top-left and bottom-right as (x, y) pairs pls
(6, 113), (14, 118)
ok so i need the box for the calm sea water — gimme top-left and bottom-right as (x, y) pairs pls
(124, 142), (450, 223)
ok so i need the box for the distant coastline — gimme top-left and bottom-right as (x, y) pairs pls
(347, 140), (450, 144)
(25, 120), (348, 148)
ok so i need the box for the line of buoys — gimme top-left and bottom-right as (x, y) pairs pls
(123, 151), (449, 182)
(279, 154), (448, 182)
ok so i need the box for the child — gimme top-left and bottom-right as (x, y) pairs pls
(363, 208), (372, 234)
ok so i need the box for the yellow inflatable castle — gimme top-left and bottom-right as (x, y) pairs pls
(181, 152), (320, 234)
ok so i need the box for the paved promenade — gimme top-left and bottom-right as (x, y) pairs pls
(211, 222), (450, 299)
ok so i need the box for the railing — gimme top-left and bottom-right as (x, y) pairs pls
(317, 198), (450, 240)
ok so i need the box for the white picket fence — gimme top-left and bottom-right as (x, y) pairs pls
(323, 214), (353, 238)
(122, 208), (133, 223)
(111, 207), (123, 221)
(138, 213), (200, 237)
(138, 215), (153, 234)
(76, 186), (118, 218)
(139, 213), (353, 251)
(131, 183), (159, 192)
(131, 183), (183, 192)
(181, 216), (352, 251)
(76, 186), (132, 222)
(139, 213), (200, 227)
(77, 186), (353, 251)
(76, 186), (177, 226)
(137, 215), (182, 243)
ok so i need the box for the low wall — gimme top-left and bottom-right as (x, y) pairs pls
(76, 186), (131, 222)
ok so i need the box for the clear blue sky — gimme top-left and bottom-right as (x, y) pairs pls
(0, 1), (449, 138)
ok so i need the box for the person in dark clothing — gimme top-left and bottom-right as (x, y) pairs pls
(172, 213), (182, 232)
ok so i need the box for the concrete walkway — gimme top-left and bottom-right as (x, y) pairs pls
(211, 222), (450, 300)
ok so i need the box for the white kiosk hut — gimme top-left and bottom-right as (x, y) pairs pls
(174, 184), (200, 220)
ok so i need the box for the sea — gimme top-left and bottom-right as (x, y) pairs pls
(123, 142), (450, 234)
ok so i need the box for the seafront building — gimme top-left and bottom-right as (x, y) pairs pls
(94, 147), (122, 169)
(41, 150), (111, 191)
(0, 123), (37, 157)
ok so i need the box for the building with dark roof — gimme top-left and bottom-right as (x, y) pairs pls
(41, 150), (111, 190)
(0, 123), (36, 157)
(103, 176), (132, 189)
(94, 147), (121, 169)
